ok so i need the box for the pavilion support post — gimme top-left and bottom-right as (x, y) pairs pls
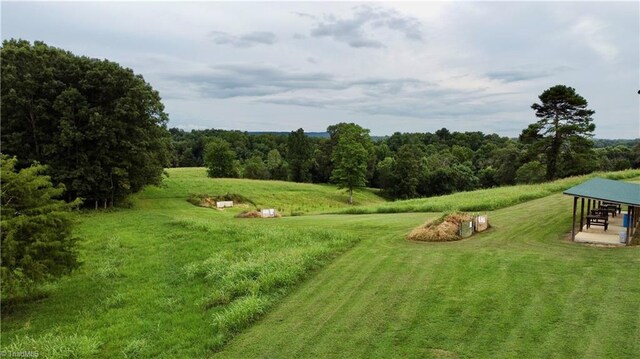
(630, 206), (636, 239)
(572, 196), (578, 240)
(579, 198), (585, 232)
(587, 199), (591, 217)
(627, 206), (632, 245)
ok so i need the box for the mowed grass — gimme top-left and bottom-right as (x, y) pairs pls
(215, 193), (640, 359)
(137, 167), (386, 214)
(335, 169), (640, 214)
(2, 169), (640, 358)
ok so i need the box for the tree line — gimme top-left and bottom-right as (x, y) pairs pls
(172, 122), (640, 201)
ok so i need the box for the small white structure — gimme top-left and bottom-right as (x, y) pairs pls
(216, 201), (234, 209)
(475, 215), (489, 232)
(261, 208), (276, 218)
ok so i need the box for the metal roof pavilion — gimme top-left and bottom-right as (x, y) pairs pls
(563, 177), (640, 206)
(563, 177), (640, 245)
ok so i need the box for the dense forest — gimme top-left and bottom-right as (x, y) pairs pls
(170, 125), (640, 200)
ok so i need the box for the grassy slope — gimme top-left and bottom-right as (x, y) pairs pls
(335, 169), (640, 214)
(216, 193), (640, 359)
(139, 167), (386, 214)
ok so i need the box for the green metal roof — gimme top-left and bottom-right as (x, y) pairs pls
(563, 177), (640, 206)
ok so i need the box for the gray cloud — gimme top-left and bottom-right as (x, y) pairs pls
(209, 31), (276, 47)
(165, 64), (344, 98)
(309, 5), (424, 48)
(486, 66), (572, 83)
(165, 63), (521, 123)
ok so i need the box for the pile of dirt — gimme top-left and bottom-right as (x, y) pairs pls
(188, 193), (255, 209)
(235, 210), (282, 219)
(407, 212), (473, 242)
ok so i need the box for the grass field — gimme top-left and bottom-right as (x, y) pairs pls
(335, 169), (640, 214)
(2, 168), (639, 358)
(138, 167), (386, 214)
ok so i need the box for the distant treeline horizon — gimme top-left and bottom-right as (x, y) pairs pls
(202, 129), (639, 144)
(169, 125), (640, 200)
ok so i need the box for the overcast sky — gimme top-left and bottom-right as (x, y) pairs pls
(2, 1), (639, 138)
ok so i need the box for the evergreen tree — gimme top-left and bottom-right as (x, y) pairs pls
(287, 128), (314, 182)
(1, 155), (81, 298)
(522, 85), (595, 180)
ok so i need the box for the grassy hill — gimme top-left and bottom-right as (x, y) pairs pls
(335, 169), (640, 214)
(2, 168), (640, 358)
(136, 167), (386, 214)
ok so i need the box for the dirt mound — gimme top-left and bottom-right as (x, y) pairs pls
(235, 210), (282, 219)
(188, 193), (255, 209)
(407, 212), (473, 242)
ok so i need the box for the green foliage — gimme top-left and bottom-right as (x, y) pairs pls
(204, 138), (238, 178)
(1, 39), (171, 206)
(327, 123), (376, 181)
(266, 149), (288, 180)
(515, 160), (547, 184)
(0, 155), (80, 299)
(243, 155), (269, 180)
(330, 133), (369, 204)
(524, 84), (596, 180)
(375, 157), (395, 194)
(287, 128), (314, 182)
(393, 144), (421, 199)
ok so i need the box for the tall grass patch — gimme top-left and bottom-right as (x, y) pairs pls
(174, 218), (358, 350)
(3, 333), (101, 358)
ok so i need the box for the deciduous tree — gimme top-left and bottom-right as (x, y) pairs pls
(1, 39), (171, 207)
(204, 138), (237, 178)
(330, 135), (368, 204)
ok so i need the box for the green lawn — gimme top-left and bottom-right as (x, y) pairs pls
(216, 194), (640, 359)
(2, 169), (639, 358)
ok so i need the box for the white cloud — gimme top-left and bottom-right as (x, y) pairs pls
(570, 16), (619, 62)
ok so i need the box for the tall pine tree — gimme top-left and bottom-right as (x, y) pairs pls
(521, 85), (595, 180)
